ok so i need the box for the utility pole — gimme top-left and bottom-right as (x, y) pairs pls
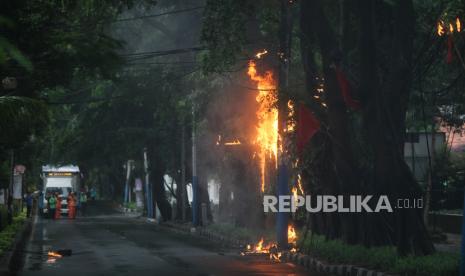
(8, 150), (14, 221)
(192, 103), (199, 226)
(460, 189), (465, 276)
(124, 160), (133, 205)
(181, 122), (187, 221)
(8, 150), (14, 199)
(143, 148), (153, 218)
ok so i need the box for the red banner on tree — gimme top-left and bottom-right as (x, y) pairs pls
(447, 36), (454, 64)
(335, 67), (361, 110)
(297, 103), (320, 155)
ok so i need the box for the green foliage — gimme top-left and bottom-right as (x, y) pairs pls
(301, 234), (459, 276)
(124, 201), (137, 210)
(0, 211), (26, 257)
(200, 0), (254, 73)
(431, 150), (465, 210)
(0, 16), (32, 71)
(0, 96), (48, 147)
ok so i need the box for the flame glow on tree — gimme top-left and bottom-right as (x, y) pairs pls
(247, 58), (278, 193)
(437, 17), (462, 36)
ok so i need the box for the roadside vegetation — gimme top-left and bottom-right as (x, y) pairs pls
(0, 1), (464, 274)
(0, 211), (26, 257)
(205, 222), (459, 276)
(300, 234), (459, 276)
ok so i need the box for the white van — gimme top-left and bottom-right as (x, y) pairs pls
(41, 165), (80, 215)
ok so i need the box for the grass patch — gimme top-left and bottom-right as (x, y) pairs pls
(0, 211), (26, 258)
(301, 234), (459, 276)
(124, 202), (137, 211)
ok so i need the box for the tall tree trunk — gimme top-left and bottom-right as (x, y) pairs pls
(299, 0), (435, 255)
(148, 143), (172, 221)
(358, 0), (434, 255)
(424, 120), (436, 226)
(302, 0), (362, 245)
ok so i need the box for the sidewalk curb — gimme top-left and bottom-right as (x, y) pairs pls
(0, 216), (33, 271)
(160, 222), (249, 248)
(159, 221), (395, 276)
(280, 251), (395, 276)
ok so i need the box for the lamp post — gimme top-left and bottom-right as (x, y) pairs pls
(192, 103), (199, 226)
(123, 160), (134, 205)
(143, 148), (153, 218)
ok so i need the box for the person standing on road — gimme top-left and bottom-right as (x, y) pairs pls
(55, 193), (61, 219)
(38, 191), (44, 216)
(48, 194), (57, 220)
(67, 192), (77, 219)
(90, 187), (96, 201)
(79, 191), (87, 216)
(25, 192), (33, 218)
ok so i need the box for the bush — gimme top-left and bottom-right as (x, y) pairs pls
(301, 234), (459, 276)
(0, 211), (26, 257)
(124, 202), (137, 211)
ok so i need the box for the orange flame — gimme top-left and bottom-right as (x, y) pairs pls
(292, 187), (298, 198)
(438, 21), (445, 36)
(247, 237), (277, 254)
(247, 60), (278, 193)
(297, 174), (304, 195)
(255, 238), (264, 251)
(291, 187), (298, 209)
(286, 100), (295, 132)
(456, 18), (461, 32)
(449, 23), (454, 33)
(288, 225), (297, 244)
(47, 251), (62, 258)
(243, 228), (296, 260)
(224, 139), (241, 146)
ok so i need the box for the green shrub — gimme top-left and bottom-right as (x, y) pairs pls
(124, 202), (137, 211)
(0, 211), (26, 257)
(301, 233), (459, 276)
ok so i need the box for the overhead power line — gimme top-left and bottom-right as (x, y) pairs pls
(46, 68), (199, 105)
(47, 6), (205, 30)
(114, 6), (205, 23)
(121, 46), (205, 61)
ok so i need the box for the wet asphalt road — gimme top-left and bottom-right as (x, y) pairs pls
(8, 202), (325, 276)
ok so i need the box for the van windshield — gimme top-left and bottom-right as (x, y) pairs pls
(45, 187), (71, 197)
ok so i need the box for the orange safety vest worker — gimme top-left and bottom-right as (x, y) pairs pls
(68, 194), (77, 219)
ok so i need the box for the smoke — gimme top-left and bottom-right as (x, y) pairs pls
(196, 71), (266, 228)
(106, 0), (267, 227)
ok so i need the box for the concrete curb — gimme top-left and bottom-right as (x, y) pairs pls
(0, 216), (33, 272)
(159, 222), (395, 276)
(160, 222), (249, 248)
(117, 207), (142, 217)
(280, 251), (395, 276)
